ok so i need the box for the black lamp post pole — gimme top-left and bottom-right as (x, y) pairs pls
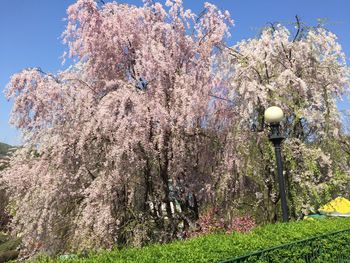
(269, 123), (289, 222)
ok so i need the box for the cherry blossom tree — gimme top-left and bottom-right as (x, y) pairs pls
(215, 19), (350, 221)
(1, 0), (233, 256)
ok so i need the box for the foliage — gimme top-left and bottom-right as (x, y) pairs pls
(187, 207), (226, 237)
(0, 142), (13, 170)
(0, 142), (14, 231)
(187, 208), (256, 237)
(0, 233), (20, 262)
(33, 218), (350, 263)
(0, 143), (11, 156)
(226, 216), (256, 233)
(0, 209), (11, 232)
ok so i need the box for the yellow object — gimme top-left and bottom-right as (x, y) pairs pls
(303, 216), (315, 221)
(319, 197), (350, 214)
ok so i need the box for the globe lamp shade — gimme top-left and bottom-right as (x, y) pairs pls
(264, 106), (284, 124)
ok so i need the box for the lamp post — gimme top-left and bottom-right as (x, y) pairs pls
(264, 106), (289, 222)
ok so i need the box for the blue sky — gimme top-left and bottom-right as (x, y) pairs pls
(1, 0), (350, 145)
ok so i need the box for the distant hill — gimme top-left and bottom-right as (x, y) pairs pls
(0, 143), (14, 170)
(0, 143), (12, 157)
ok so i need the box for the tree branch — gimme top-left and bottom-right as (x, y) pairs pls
(208, 93), (235, 104)
(293, 15), (301, 42)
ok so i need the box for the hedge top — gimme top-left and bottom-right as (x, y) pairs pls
(35, 217), (350, 263)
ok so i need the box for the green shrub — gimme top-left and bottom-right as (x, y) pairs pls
(35, 217), (350, 263)
(0, 233), (21, 262)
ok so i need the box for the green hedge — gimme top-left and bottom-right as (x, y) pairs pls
(222, 228), (350, 262)
(36, 217), (350, 263)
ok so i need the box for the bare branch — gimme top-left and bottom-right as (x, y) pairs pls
(35, 68), (61, 83)
(209, 93), (235, 104)
(293, 15), (302, 42)
(64, 78), (97, 94)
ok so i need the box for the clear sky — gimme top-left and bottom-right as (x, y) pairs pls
(1, 0), (349, 145)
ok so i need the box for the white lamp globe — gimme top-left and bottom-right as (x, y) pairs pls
(264, 106), (284, 124)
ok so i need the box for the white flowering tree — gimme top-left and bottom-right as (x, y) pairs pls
(215, 18), (350, 221)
